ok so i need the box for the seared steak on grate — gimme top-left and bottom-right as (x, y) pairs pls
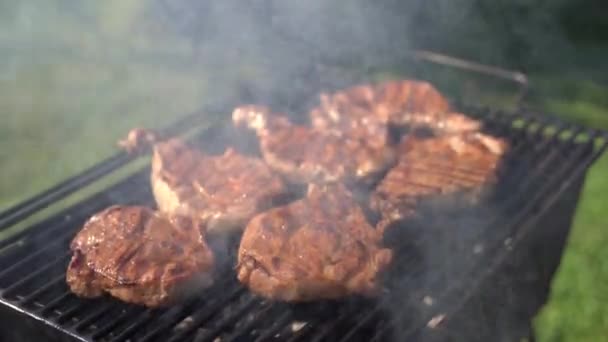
(371, 132), (508, 222)
(310, 80), (481, 139)
(66, 206), (215, 307)
(236, 183), (393, 302)
(232, 105), (395, 185)
(120, 129), (288, 235)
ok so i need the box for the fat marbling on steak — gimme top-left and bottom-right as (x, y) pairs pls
(371, 132), (508, 222)
(119, 128), (288, 235)
(66, 205), (215, 307)
(237, 183), (393, 302)
(232, 105), (396, 185)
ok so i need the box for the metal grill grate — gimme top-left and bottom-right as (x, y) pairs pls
(0, 104), (606, 342)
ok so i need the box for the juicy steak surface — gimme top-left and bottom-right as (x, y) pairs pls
(66, 206), (215, 307)
(371, 133), (508, 222)
(237, 184), (393, 302)
(232, 105), (396, 185)
(121, 129), (288, 235)
(310, 80), (481, 139)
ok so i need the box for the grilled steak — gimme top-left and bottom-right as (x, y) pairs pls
(310, 80), (481, 139)
(237, 183), (393, 302)
(66, 206), (215, 307)
(371, 132), (508, 222)
(232, 105), (395, 185)
(120, 129), (288, 235)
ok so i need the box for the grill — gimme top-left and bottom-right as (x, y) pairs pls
(1, 55), (607, 341)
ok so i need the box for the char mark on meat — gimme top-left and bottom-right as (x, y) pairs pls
(66, 206), (215, 307)
(120, 128), (288, 235)
(237, 183), (393, 302)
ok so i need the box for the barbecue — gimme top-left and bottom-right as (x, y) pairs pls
(0, 55), (607, 341)
(66, 206), (215, 307)
(237, 183), (392, 302)
(119, 128), (288, 235)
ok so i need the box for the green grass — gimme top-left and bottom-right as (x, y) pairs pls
(531, 76), (608, 341)
(0, 58), (210, 210)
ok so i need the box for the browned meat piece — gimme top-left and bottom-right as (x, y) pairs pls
(371, 133), (508, 221)
(310, 80), (481, 139)
(232, 105), (395, 185)
(66, 206), (215, 307)
(119, 129), (288, 235)
(237, 183), (393, 302)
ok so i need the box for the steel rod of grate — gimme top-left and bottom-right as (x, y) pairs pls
(382, 134), (600, 340)
(138, 279), (245, 342)
(399, 138), (608, 341)
(0, 238), (74, 282)
(116, 273), (238, 340)
(19, 273), (66, 305)
(285, 321), (317, 342)
(41, 292), (73, 315)
(196, 296), (259, 342)
(73, 303), (115, 332)
(110, 308), (159, 342)
(0, 170), (149, 250)
(253, 311), (292, 342)
(0, 183), (150, 280)
(162, 286), (247, 342)
(0, 154), (133, 231)
(56, 301), (91, 325)
(136, 303), (201, 342)
(221, 302), (275, 341)
(1, 253), (70, 298)
(0, 107), (222, 231)
(168, 294), (257, 342)
(338, 123), (579, 341)
(91, 306), (147, 340)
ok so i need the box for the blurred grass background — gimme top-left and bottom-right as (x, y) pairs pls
(0, 1), (607, 341)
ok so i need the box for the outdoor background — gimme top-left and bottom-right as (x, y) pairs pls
(1, 1), (607, 341)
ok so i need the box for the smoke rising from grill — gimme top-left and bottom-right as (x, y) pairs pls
(148, 0), (421, 111)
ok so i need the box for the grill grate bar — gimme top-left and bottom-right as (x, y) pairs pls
(1, 253), (70, 298)
(110, 309), (158, 342)
(253, 311), (292, 342)
(221, 302), (275, 341)
(196, 296), (258, 342)
(164, 286), (247, 342)
(0, 237), (74, 282)
(138, 284), (245, 341)
(169, 294), (257, 342)
(137, 302), (202, 342)
(91, 306), (147, 340)
(73, 302), (115, 332)
(56, 301), (89, 325)
(41, 292), (73, 315)
(19, 273), (66, 305)
(0, 154), (133, 232)
(0, 170), (150, 252)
